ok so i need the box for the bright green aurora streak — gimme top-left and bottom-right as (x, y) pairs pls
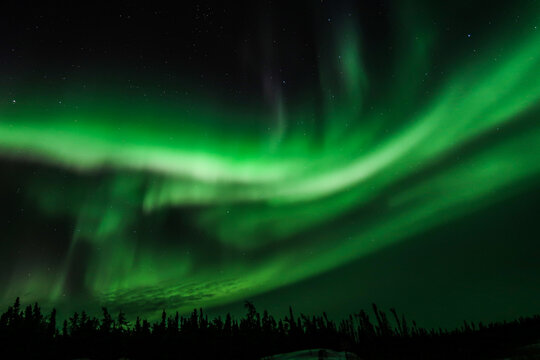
(1, 6), (540, 318)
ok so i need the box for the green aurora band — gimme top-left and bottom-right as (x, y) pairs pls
(1, 6), (540, 318)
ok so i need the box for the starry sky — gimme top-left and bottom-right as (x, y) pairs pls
(1, 1), (539, 328)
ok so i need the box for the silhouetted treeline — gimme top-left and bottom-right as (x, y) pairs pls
(0, 298), (539, 359)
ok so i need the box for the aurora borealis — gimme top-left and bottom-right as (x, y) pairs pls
(1, 1), (539, 327)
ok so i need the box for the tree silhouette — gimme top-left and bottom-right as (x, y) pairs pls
(0, 297), (538, 359)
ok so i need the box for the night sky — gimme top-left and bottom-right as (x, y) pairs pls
(1, 1), (539, 329)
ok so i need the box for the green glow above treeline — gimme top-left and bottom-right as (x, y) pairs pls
(1, 4), (539, 318)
